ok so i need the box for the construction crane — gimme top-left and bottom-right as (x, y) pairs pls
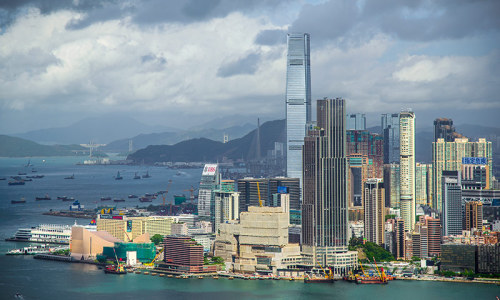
(162, 179), (173, 206)
(372, 257), (387, 282)
(122, 228), (132, 242)
(183, 186), (197, 204)
(317, 260), (333, 279)
(113, 248), (125, 272)
(256, 181), (263, 207)
(359, 259), (368, 277)
(143, 248), (164, 267)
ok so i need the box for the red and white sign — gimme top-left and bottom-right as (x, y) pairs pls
(202, 164), (218, 176)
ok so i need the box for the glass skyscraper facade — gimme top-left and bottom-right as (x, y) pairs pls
(286, 33), (311, 188)
(381, 113), (400, 164)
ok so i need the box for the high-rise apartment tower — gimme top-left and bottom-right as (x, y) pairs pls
(399, 111), (416, 232)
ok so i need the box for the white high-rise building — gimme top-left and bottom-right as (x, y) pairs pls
(286, 33), (311, 190)
(399, 111), (415, 232)
(197, 164), (220, 230)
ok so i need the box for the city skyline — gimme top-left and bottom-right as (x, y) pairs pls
(1, 1), (499, 135)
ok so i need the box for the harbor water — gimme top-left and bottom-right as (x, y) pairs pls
(0, 156), (498, 299)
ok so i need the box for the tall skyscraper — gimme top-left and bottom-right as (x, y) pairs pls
(434, 118), (461, 142)
(465, 201), (483, 231)
(415, 163), (432, 208)
(442, 171), (462, 236)
(399, 111), (416, 232)
(346, 113), (366, 130)
(286, 33), (311, 188)
(383, 163), (400, 208)
(197, 164), (220, 230)
(302, 98), (357, 274)
(381, 113), (400, 164)
(364, 178), (385, 245)
(432, 137), (492, 212)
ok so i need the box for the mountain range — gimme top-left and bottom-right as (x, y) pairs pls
(0, 135), (85, 157)
(128, 119), (285, 163)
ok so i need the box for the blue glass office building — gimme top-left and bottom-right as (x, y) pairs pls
(286, 33), (311, 188)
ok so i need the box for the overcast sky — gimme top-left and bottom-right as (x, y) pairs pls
(1, 0), (499, 134)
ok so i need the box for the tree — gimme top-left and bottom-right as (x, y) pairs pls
(151, 234), (163, 245)
(211, 256), (225, 264)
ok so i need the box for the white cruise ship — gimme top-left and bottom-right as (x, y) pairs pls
(9, 221), (96, 245)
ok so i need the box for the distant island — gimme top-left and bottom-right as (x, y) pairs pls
(0, 135), (87, 157)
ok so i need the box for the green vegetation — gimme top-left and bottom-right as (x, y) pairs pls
(0, 135), (86, 157)
(204, 255), (225, 265)
(151, 234), (163, 245)
(53, 249), (70, 256)
(349, 237), (394, 262)
(385, 214), (396, 221)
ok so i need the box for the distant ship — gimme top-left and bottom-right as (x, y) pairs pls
(139, 197), (152, 202)
(142, 171), (151, 178)
(128, 194), (138, 198)
(115, 171), (123, 180)
(101, 197), (112, 201)
(35, 194), (51, 201)
(64, 174), (75, 180)
(8, 181), (25, 186)
(11, 198), (26, 204)
(113, 198), (125, 202)
(133, 172), (141, 179)
(18, 171), (27, 175)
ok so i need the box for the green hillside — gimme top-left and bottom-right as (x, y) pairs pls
(128, 119), (285, 163)
(0, 135), (85, 157)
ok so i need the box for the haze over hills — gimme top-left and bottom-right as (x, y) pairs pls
(0, 135), (86, 157)
(128, 119), (286, 164)
(13, 115), (178, 145)
(103, 123), (255, 152)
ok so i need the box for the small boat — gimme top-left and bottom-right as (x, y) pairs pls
(133, 172), (141, 180)
(35, 194), (51, 200)
(8, 181), (25, 186)
(34, 175), (44, 179)
(104, 264), (127, 275)
(128, 194), (138, 199)
(135, 271), (141, 274)
(23, 178), (33, 181)
(11, 198), (26, 204)
(143, 272), (150, 275)
(356, 277), (388, 284)
(175, 275), (182, 279)
(31, 169), (37, 173)
(64, 174), (75, 180)
(113, 198), (125, 202)
(62, 197), (75, 202)
(167, 274), (173, 278)
(159, 274), (165, 277)
(0, 177), (6, 180)
(25, 159), (33, 167)
(198, 276), (203, 279)
(151, 272), (157, 276)
(175, 171), (182, 176)
(213, 276), (219, 279)
(228, 277), (234, 280)
(57, 196), (68, 200)
(304, 277), (335, 283)
(115, 171), (123, 180)
(18, 171), (27, 175)
(101, 197), (112, 201)
(142, 171), (151, 178)
(139, 197), (152, 202)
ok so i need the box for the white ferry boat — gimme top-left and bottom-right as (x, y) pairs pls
(8, 221), (96, 245)
(6, 244), (69, 255)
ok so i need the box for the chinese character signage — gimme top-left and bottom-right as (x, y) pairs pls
(462, 157), (487, 165)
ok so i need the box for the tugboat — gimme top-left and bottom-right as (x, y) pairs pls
(133, 172), (141, 180)
(115, 171), (123, 180)
(11, 197), (26, 204)
(35, 194), (51, 200)
(142, 171), (151, 178)
(104, 249), (127, 275)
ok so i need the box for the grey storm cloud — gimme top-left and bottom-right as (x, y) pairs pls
(0, 0), (293, 30)
(288, 0), (500, 45)
(216, 53), (261, 78)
